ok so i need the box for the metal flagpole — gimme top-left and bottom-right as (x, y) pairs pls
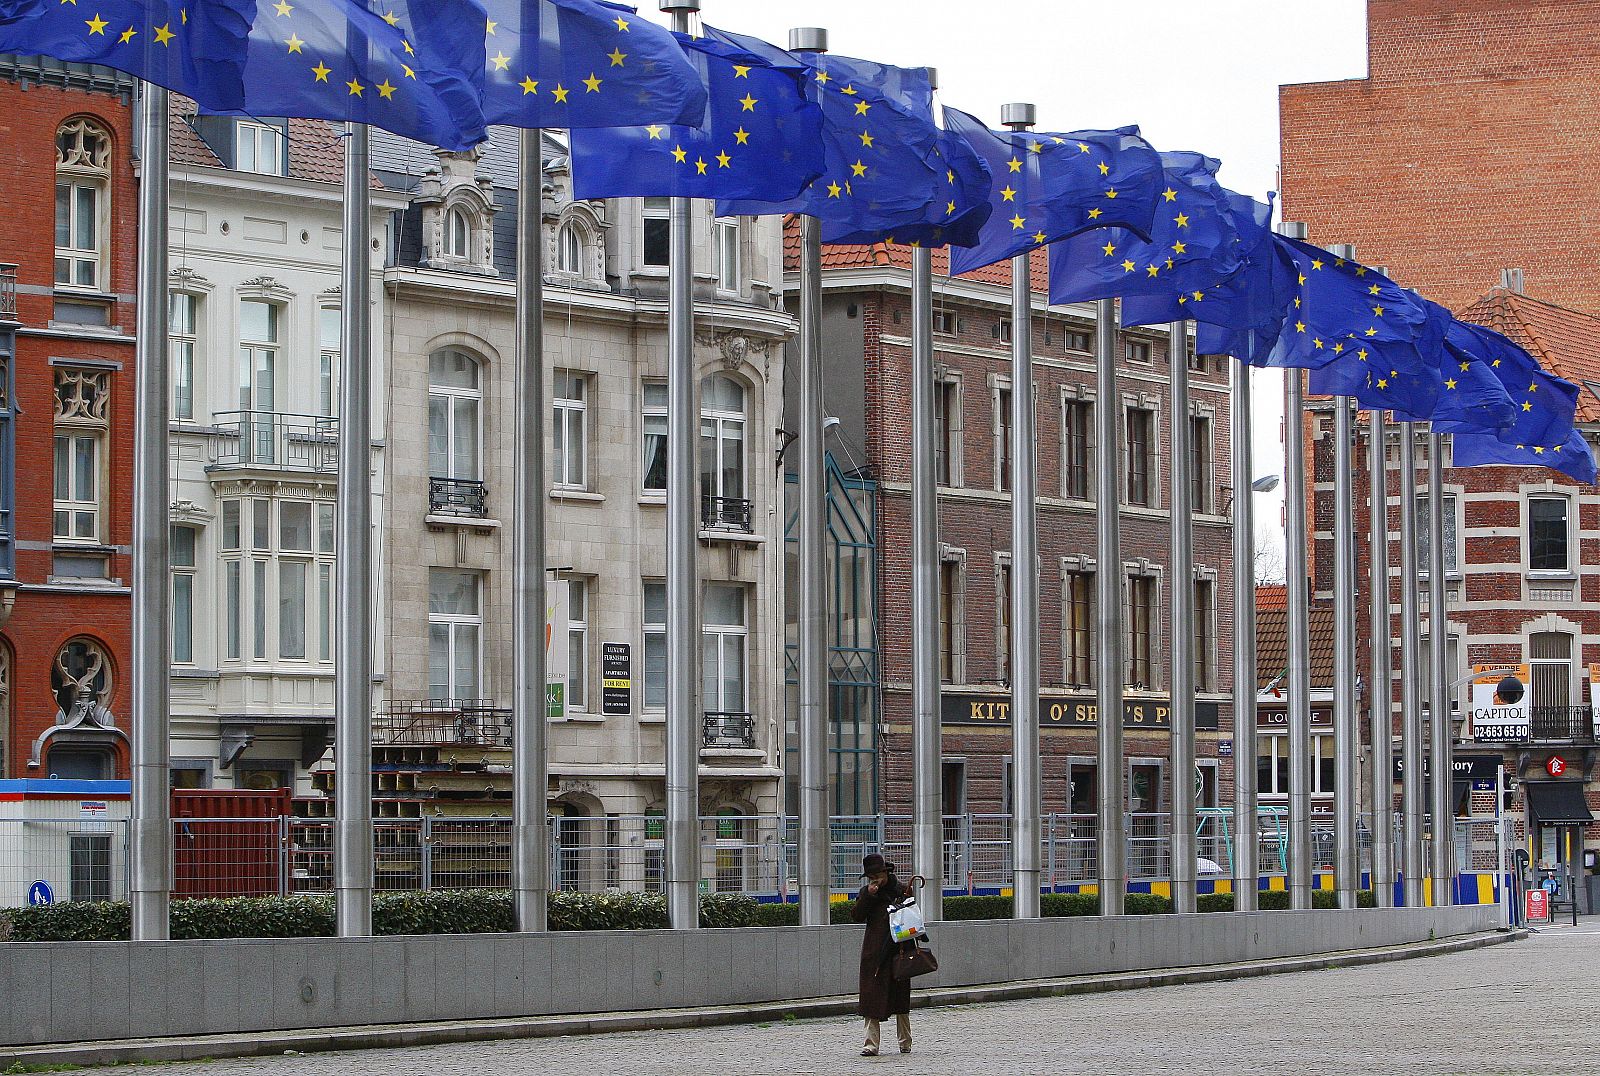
(1398, 423), (1425, 907)
(664, 0), (705, 931)
(334, 123), (374, 938)
(1002, 101), (1041, 920)
(909, 76), (943, 921)
(1167, 319), (1196, 914)
(1427, 431), (1453, 906)
(1231, 356), (1259, 912)
(1278, 222), (1313, 912)
(1327, 244), (1359, 909)
(792, 23), (832, 929)
(129, 81), (172, 942)
(1368, 407), (1395, 907)
(1095, 297), (1125, 915)
(511, 127), (550, 932)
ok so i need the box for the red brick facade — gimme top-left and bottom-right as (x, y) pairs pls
(0, 67), (139, 780)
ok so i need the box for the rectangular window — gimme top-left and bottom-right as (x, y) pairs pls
(428, 569), (482, 702)
(171, 525), (196, 664)
(933, 380), (959, 487)
(643, 581), (666, 709)
(252, 560), (268, 660)
(278, 560), (307, 660)
(1126, 407), (1155, 507)
(239, 301), (279, 464)
(1530, 631), (1573, 710)
(996, 386), (1013, 492)
(221, 500), (242, 551)
(997, 318), (1013, 344)
(318, 562), (332, 662)
(52, 432), (99, 542)
(1064, 570), (1093, 688)
(567, 578), (588, 712)
(1128, 575), (1156, 689)
(235, 120), (286, 176)
(317, 502), (335, 554)
(279, 501), (312, 552)
(1257, 734), (1338, 798)
(1415, 492), (1459, 574)
(938, 560), (960, 684)
(170, 293), (197, 421)
(553, 370), (589, 490)
(1126, 340), (1152, 364)
(1190, 415), (1213, 513)
(1194, 579), (1214, 691)
(642, 197), (670, 268)
(251, 497), (271, 551)
(1063, 329), (1090, 353)
(1063, 399), (1091, 500)
(714, 216), (739, 291)
(1528, 496), (1570, 572)
(933, 310), (954, 335)
(225, 561), (242, 660)
(702, 584), (747, 714)
(642, 380), (668, 494)
(996, 562), (1012, 684)
(55, 179), (101, 289)
(318, 308), (340, 418)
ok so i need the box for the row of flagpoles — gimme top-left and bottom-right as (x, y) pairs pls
(16, 0), (1584, 936)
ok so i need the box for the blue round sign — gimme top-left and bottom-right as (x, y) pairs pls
(27, 880), (53, 906)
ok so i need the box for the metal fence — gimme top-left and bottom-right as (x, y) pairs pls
(0, 810), (1517, 908)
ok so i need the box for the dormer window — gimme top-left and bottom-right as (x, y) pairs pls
(416, 148), (498, 275)
(446, 207), (472, 260)
(558, 221), (582, 275)
(235, 120), (287, 177)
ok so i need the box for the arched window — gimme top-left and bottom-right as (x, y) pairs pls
(428, 348), (481, 482)
(55, 118), (111, 290)
(52, 637), (111, 721)
(445, 207), (471, 260)
(557, 221), (583, 275)
(1530, 631), (1574, 712)
(699, 374), (747, 528)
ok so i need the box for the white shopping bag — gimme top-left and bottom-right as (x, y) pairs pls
(888, 894), (927, 943)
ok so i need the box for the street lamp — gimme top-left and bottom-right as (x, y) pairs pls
(1251, 474), (1282, 493)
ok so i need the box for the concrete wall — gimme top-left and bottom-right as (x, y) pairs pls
(0, 905), (1497, 1047)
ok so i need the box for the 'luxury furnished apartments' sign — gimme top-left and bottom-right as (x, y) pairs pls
(941, 694), (1219, 731)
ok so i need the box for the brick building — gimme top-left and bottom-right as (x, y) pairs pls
(0, 58), (140, 781)
(796, 240), (1237, 844)
(1283, 0), (1600, 906)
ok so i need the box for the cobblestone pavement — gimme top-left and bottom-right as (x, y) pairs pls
(166, 927), (1590, 1075)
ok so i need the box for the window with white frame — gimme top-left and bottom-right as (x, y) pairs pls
(428, 568), (482, 703)
(995, 383), (1013, 492)
(1414, 491), (1459, 574)
(1125, 405), (1156, 507)
(1127, 572), (1158, 689)
(1062, 397), (1092, 500)
(318, 308), (340, 418)
(445, 206), (472, 260)
(1126, 340), (1152, 364)
(1064, 568), (1093, 689)
(702, 584), (747, 715)
(642, 198), (670, 268)
(933, 377), (961, 487)
(52, 367), (109, 544)
(643, 581), (666, 709)
(714, 216), (739, 291)
(642, 380), (668, 495)
(171, 525), (197, 664)
(557, 221), (583, 275)
(428, 349), (482, 481)
(1530, 631), (1573, 710)
(933, 310), (954, 335)
(700, 375), (747, 521)
(939, 556), (964, 684)
(170, 293), (198, 421)
(566, 577), (589, 712)
(238, 300), (279, 463)
(1194, 577), (1216, 691)
(996, 559), (1012, 683)
(1190, 412), (1214, 513)
(221, 501), (242, 659)
(553, 370), (589, 490)
(997, 318), (1012, 344)
(55, 118), (110, 290)
(234, 120), (286, 176)
(217, 497), (334, 665)
(1528, 495), (1570, 573)
(1258, 732), (1336, 798)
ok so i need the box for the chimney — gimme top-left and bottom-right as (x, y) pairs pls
(1500, 268), (1525, 294)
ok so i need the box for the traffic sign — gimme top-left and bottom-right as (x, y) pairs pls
(1546, 755), (1568, 777)
(27, 880), (53, 906)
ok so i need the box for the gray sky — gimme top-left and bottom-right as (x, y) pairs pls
(639, 0), (1372, 569)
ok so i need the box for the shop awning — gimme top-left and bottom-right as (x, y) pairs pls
(1526, 781), (1594, 824)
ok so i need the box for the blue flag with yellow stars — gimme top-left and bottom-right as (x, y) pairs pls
(475, 0), (705, 130)
(718, 52), (983, 247)
(1444, 317), (1579, 444)
(943, 107), (1162, 277)
(876, 125), (994, 250)
(0, 0), (488, 150)
(1454, 426), (1596, 484)
(567, 25), (821, 201)
(1048, 151), (1238, 308)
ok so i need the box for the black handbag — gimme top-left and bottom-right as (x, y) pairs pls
(892, 937), (939, 980)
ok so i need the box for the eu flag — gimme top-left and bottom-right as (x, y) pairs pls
(1453, 426), (1596, 484)
(1446, 318), (1579, 444)
(0, 0), (490, 151)
(568, 25), (822, 202)
(1049, 151), (1238, 308)
(1262, 237), (1430, 374)
(877, 126), (994, 250)
(477, 0), (705, 129)
(943, 107), (1162, 277)
(720, 53), (982, 247)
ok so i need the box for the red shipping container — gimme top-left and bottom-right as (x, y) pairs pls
(172, 789), (292, 899)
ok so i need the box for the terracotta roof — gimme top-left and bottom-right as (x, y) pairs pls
(1254, 600), (1335, 692)
(783, 218), (1050, 292)
(1255, 584), (1287, 610)
(167, 96), (382, 188)
(1457, 288), (1600, 423)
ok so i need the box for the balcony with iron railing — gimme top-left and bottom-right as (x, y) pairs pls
(0, 264), (16, 323)
(212, 411), (337, 472)
(374, 699), (512, 747)
(703, 711), (756, 750)
(429, 477), (489, 518)
(1526, 706), (1596, 745)
(701, 495), (753, 534)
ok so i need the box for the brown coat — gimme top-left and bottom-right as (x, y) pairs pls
(852, 875), (911, 1019)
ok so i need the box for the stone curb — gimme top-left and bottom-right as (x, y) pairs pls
(0, 927), (1525, 1070)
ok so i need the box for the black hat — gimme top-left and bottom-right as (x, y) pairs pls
(862, 853), (894, 876)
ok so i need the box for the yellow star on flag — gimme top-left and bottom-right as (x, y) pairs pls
(859, 131), (874, 148)
(716, 151), (731, 168)
(346, 77), (364, 96)
(1445, 379), (1457, 389)
(1007, 158), (1022, 173)
(1146, 265), (1160, 278)
(695, 158), (708, 174)
(827, 181), (843, 197)
(1098, 161), (1110, 175)
(1087, 208), (1102, 220)
(671, 145), (687, 163)
(1104, 188), (1118, 199)
(377, 80), (396, 99)
(739, 93), (757, 111)
(552, 85), (570, 102)
(485, 18), (497, 34)
(272, 0), (291, 14)
(285, 32), (304, 53)
(118, 25), (136, 43)
(154, 23), (174, 45)
(1173, 213), (1190, 228)
(490, 51), (510, 71)
(1310, 258), (1323, 270)
(1121, 259), (1136, 273)
(519, 77), (538, 94)
(854, 101), (870, 116)
(613, 14), (629, 31)
(85, 12), (107, 33)
(1101, 241), (1116, 256)
(645, 125), (664, 139)
(815, 69), (831, 84)
(381, 10), (398, 25)
(733, 128), (750, 145)
(1000, 186), (1016, 202)
(1172, 240), (1187, 255)
(583, 73), (602, 92)
(1033, 231), (1047, 244)
(732, 65), (750, 78)
(1009, 213), (1026, 230)
(608, 48), (626, 67)
(311, 61), (332, 82)
(1162, 188), (1177, 201)
(401, 64), (415, 79)
(850, 160), (867, 177)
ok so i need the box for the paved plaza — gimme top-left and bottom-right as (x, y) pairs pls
(143, 924), (1589, 1075)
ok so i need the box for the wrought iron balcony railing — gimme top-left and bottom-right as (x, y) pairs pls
(374, 699), (512, 747)
(429, 477), (488, 518)
(703, 711), (755, 749)
(701, 495), (753, 533)
(212, 411), (337, 471)
(0, 263), (16, 323)
(1527, 706), (1596, 744)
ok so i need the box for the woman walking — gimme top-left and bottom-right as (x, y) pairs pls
(851, 852), (912, 1056)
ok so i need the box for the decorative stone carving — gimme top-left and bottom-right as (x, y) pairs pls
(693, 331), (771, 374)
(416, 147), (498, 275)
(169, 266), (214, 292)
(56, 118), (110, 172)
(54, 368), (110, 425)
